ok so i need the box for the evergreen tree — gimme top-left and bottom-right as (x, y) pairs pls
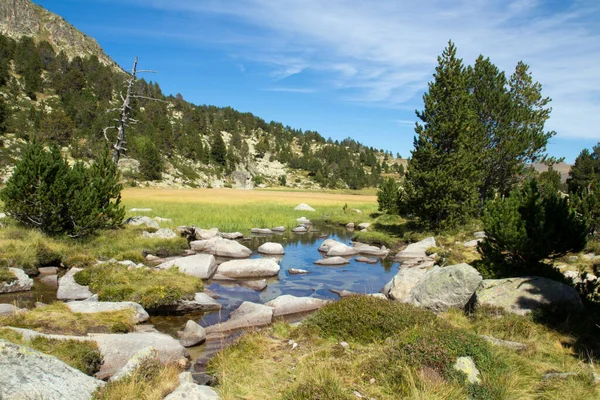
(377, 177), (399, 214)
(567, 145), (600, 194)
(0, 97), (8, 136)
(137, 137), (164, 181)
(210, 132), (227, 167)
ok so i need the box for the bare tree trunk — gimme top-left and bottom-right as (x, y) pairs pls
(112, 57), (138, 164)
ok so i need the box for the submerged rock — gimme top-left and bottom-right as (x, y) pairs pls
(356, 245), (390, 257)
(0, 268), (33, 294)
(240, 279), (268, 291)
(354, 256), (378, 264)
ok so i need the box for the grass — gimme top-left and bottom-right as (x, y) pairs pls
(0, 265), (16, 284)
(93, 358), (181, 400)
(0, 327), (103, 375)
(74, 263), (203, 309)
(0, 302), (135, 335)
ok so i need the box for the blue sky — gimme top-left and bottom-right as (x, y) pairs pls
(36, 0), (600, 163)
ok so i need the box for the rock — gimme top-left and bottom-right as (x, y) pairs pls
(156, 254), (218, 279)
(0, 339), (104, 400)
(385, 267), (428, 302)
(266, 295), (329, 317)
(294, 203), (316, 212)
(204, 301), (273, 334)
(318, 238), (344, 253)
(474, 231), (486, 238)
(154, 217), (173, 224)
(179, 320), (206, 347)
(195, 227), (220, 240)
(258, 242), (285, 255)
(0, 212), (6, 218)
(357, 222), (371, 230)
(314, 256), (350, 266)
(0, 304), (22, 316)
(327, 244), (359, 257)
(142, 228), (177, 239)
(38, 266), (59, 275)
(346, 222), (355, 229)
(289, 268), (310, 275)
(124, 216), (160, 229)
(463, 239), (482, 248)
(251, 228), (273, 235)
(542, 372), (578, 380)
(479, 335), (527, 351)
(165, 372), (221, 400)
(190, 237), (252, 258)
(217, 258), (280, 279)
(475, 276), (584, 316)
(145, 254), (161, 262)
(409, 264), (482, 312)
(271, 226), (286, 232)
(453, 356), (481, 384)
(355, 256), (378, 264)
(296, 216), (312, 225)
(129, 208), (152, 212)
(118, 260), (139, 268)
(240, 279), (268, 291)
(0, 268), (33, 294)
(219, 231), (244, 240)
(330, 289), (357, 298)
(175, 293), (222, 313)
(57, 268), (92, 300)
(110, 346), (158, 382)
(395, 237), (436, 260)
(340, 341), (350, 349)
(66, 300), (150, 323)
(356, 245), (390, 257)
(39, 274), (58, 287)
(292, 226), (307, 233)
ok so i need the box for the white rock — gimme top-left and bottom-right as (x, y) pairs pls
(296, 217), (312, 225)
(266, 295), (329, 317)
(271, 226), (286, 232)
(327, 244), (359, 257)
(195, 228), (220, 240)
(165, 372), (221, 400)
(110, 347), (158, 382)
(357, 222), (371, 230)
(289, 268), (310, 275)
(0, 268), (33, 294)
(142, 228), (177, 239)
(463, 239), (483, 248)
(258, 242), (285, 255)
(357, 245), (390, 257)
(217, 258), (280, 279)
(346, 222), (355, 229)
(125, 216), (159, 229)
(240, 279), (268, 291)
(292, 226), (308, 233)
(385, 267), (429, 302)
(57, 268), (92, 300)
(251, 228), (273, 235)
(190, 237), (252, 258)
(156, 254), (218, 279)
(205, 301), (273, 334)
(179, 320), (206, 347)
(314, 257), (350, 266)
(453, 356), (481, 384)
(66, 300), (150, 323)
(318, 239), (344, 253)
(0, 304), (22, 316)
(395, 237), (436, 260)
(294, 203), (316, 212)
(219, 231), (244, 240)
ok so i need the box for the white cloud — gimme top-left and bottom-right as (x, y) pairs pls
(110, 0), (600, 140)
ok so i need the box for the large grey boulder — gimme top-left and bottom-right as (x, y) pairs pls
(205, 301), (273, 334)
(125, 216), (160, 229)
(165, 372), (221, 400)
(395, 237), (436, 260)
(57, 268), (92, 300)
(475, 277), (584, 316)
(179, 320), (206, 347)
(318, 238), (344, 253)
(0, 304), (22, 316)
(190, 237), (252, 258)
(384, 267), (429, 302)
(258, 242), (285, 255)
(0, 339), (104, 400)
(0, 268), (33, 293)
(217, 258), (280, 279)
(142, 228), (177, 239)
(266, 295), (329, 317)
(294, 203), (315, 212)
(409, 264), (482, 312)
(66, 300), (150, 323)
(156, 254), (218, 279)
(314, 256), (350, 266)
(110, 346), (158, 382)
(327, 244), (359, 257)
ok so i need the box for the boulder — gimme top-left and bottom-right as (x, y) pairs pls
(345, 222), (355, 229)
(190, 237), (252, 258)
(179, 320), (206, 347)
(318, 238), (344, 253)
(395, 237), (436, 260)
(356, 245), (389, 257)
(314, 257), (350, 266)
(57, 268), (92, 300)
(294, 204), (316, 212)
(0, 304), (22, 316)
(251, 228), (273, 235)
(38, 266), (59, 275)
(165, 372), (221, 400)
(156, 254), (218, 279)
(327, 244), (359, 257)
(475, 276), (584, 316)
(453, 356), (481, 384)
(289, 268), (310, 275)
(0, 339), (104, 400)
(124, 216), (160, 229)
(409, 264), (482, 312)
(240, 279), (268, 291)
(142, 228), (177, 239)
(258, 242), (285, 255)
(292, 226), (307, 233)
(110, 346), (158, 382)
(205, 301), (273, 334)
(385, 267), (429, 302)
(39, 275), (58, 287)
(173, 293), (222, 313)
(217, 258), (280, 279)
(266, 295), (329, 317)
(463, 239), (482, 248)
(219, 231), (244, 240)
(66, 300), (150, 323)
(296, 217), (312, 225)
(357, 222), (371, 230)
(355, 256), (378, 264)
(474, 231), (486, 238)
(0, 268), (33, 294)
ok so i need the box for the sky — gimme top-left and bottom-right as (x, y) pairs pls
(36, 0), (600, 163)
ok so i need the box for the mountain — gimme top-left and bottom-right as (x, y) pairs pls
(0, 0), (403, 190)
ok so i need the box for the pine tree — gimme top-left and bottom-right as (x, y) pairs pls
(567, 145), (600, 194)
(210, 132), (227, 167)
(377, 177), (399, 214)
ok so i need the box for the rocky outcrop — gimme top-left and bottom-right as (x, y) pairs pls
(205, 301), (273, 334)
(165, 372), (221, 400)
(179, 320), (206, 347)
(66, 300), (150, 323)
(475, 277), (584, 316)
(314, 256), (350, 266)
(57, 268), (92, 300)
(190, 237), (252, 258)
(125, 216), (160, 229)
(266, 295), (328, 317)
(384, 267), (429, 302)
(217, 258), (280, 279)
(170, 293), (222, 313)
(0, 339), (104, 400)
(142, 228), (177, 239)
(257, 242), (285, 255)
(0, 268), (33, 293)
(394, 237), (436, 260)
(109, 346), (158, 382)
(156, 254), (218, 279)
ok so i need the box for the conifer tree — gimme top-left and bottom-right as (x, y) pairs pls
(210, 132), (227, 167)
(377, 177), (399, 214)
(567, 145), (600, 194)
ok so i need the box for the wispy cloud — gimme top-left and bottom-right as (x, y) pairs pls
(106, 0), (600, 140)
(262, 87), (318, 93)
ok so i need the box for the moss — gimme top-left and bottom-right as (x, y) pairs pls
(74, 263), (202, 309)
(0, 265), (17, 284)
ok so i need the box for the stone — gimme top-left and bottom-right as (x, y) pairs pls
(179, 320), (206, 347)
(0, 304), (22, 316)
(330, 289), (357, 298)
(251, 228), (274, 235)
(479, 335), (527, 351)
(66, 300), (150, 323)
(219, 231), (244, 240)
(124, 216), (160, 229)
(542, 372), (578, 380)
(39, 274), (58, 287)
(240, 279), (268, 291)
(475, 276), (584, 316)
(0, 268), (33, 294)
(217, 258), (280, 279)
(409, 264), (482, 312)
(327, 244), (359, 257)
(174, 293), (222, 313)
(314, 256), (350, 266)
(318, 238), (344, 253)
(142, 228), (177, 239)
(129, 208), (152, 212)
(292, 226), (307, 233)
(385, 267), (428, 302)
(165, 372), (221, 400)
(118, 260), (139, 268)
(395, 237), (436, 260)
(294, 203), (316, 212)
(156, 254), (218, 279)
(453, 356), (481, 384)
(266, 295), (329, 317)
(154, 217), (173, 224)
(463, 239), (483, 248)
(271, 226), (286, 232)
(38, 266), (59, 275)
(57, 268), (92, 300)
(289, 268), (310, 275)
(0, 339), (104, 400)
(110, 346), (158, 381)
(346, 222), (355, 229)
(205, 301), (273, 334)
(146, 254), (161, 262)
(473, 231), (486, 238)
(258, 242), (285, 255)
(190, 237), (252, 258)
(0, 212), (6, 218)
(357, 222), (371, 230)
(296, 216), (312, 225)
(356, 245), (390, 257)
(355, 256), (378, 264)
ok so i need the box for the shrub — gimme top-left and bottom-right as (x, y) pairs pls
(252, 175), (263, 185)
(136, 137), (163, 181)
(0, 142), (125, 237)
(479, 179), (588, 277)
(279, 175), (287, 186)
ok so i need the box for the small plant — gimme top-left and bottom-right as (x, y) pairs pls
(278, 175), (287, 186)
(252, 175), (264, 185)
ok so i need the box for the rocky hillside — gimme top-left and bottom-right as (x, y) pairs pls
(0, 0), (403, 190)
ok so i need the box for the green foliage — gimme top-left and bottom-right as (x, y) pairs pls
(571, 185), (600, 237)
(0, 97), (8, 135)
(282, 374), (353, 400)
(278, 175), (287, 186)
(135, 137), (163, 181)
(0, 266), (17, 284)
(210, 132), (227, 167)
(568, 144), (600, 194)
(377, 177), (399, 214)
(252, 175), (264, 185)
(0, 142), (125, 237)
(479, 179), (588, 277)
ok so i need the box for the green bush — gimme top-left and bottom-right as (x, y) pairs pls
(0, 142), (125, 237)
(479, 179), (588, 277)
(376, 177), (399, 214)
